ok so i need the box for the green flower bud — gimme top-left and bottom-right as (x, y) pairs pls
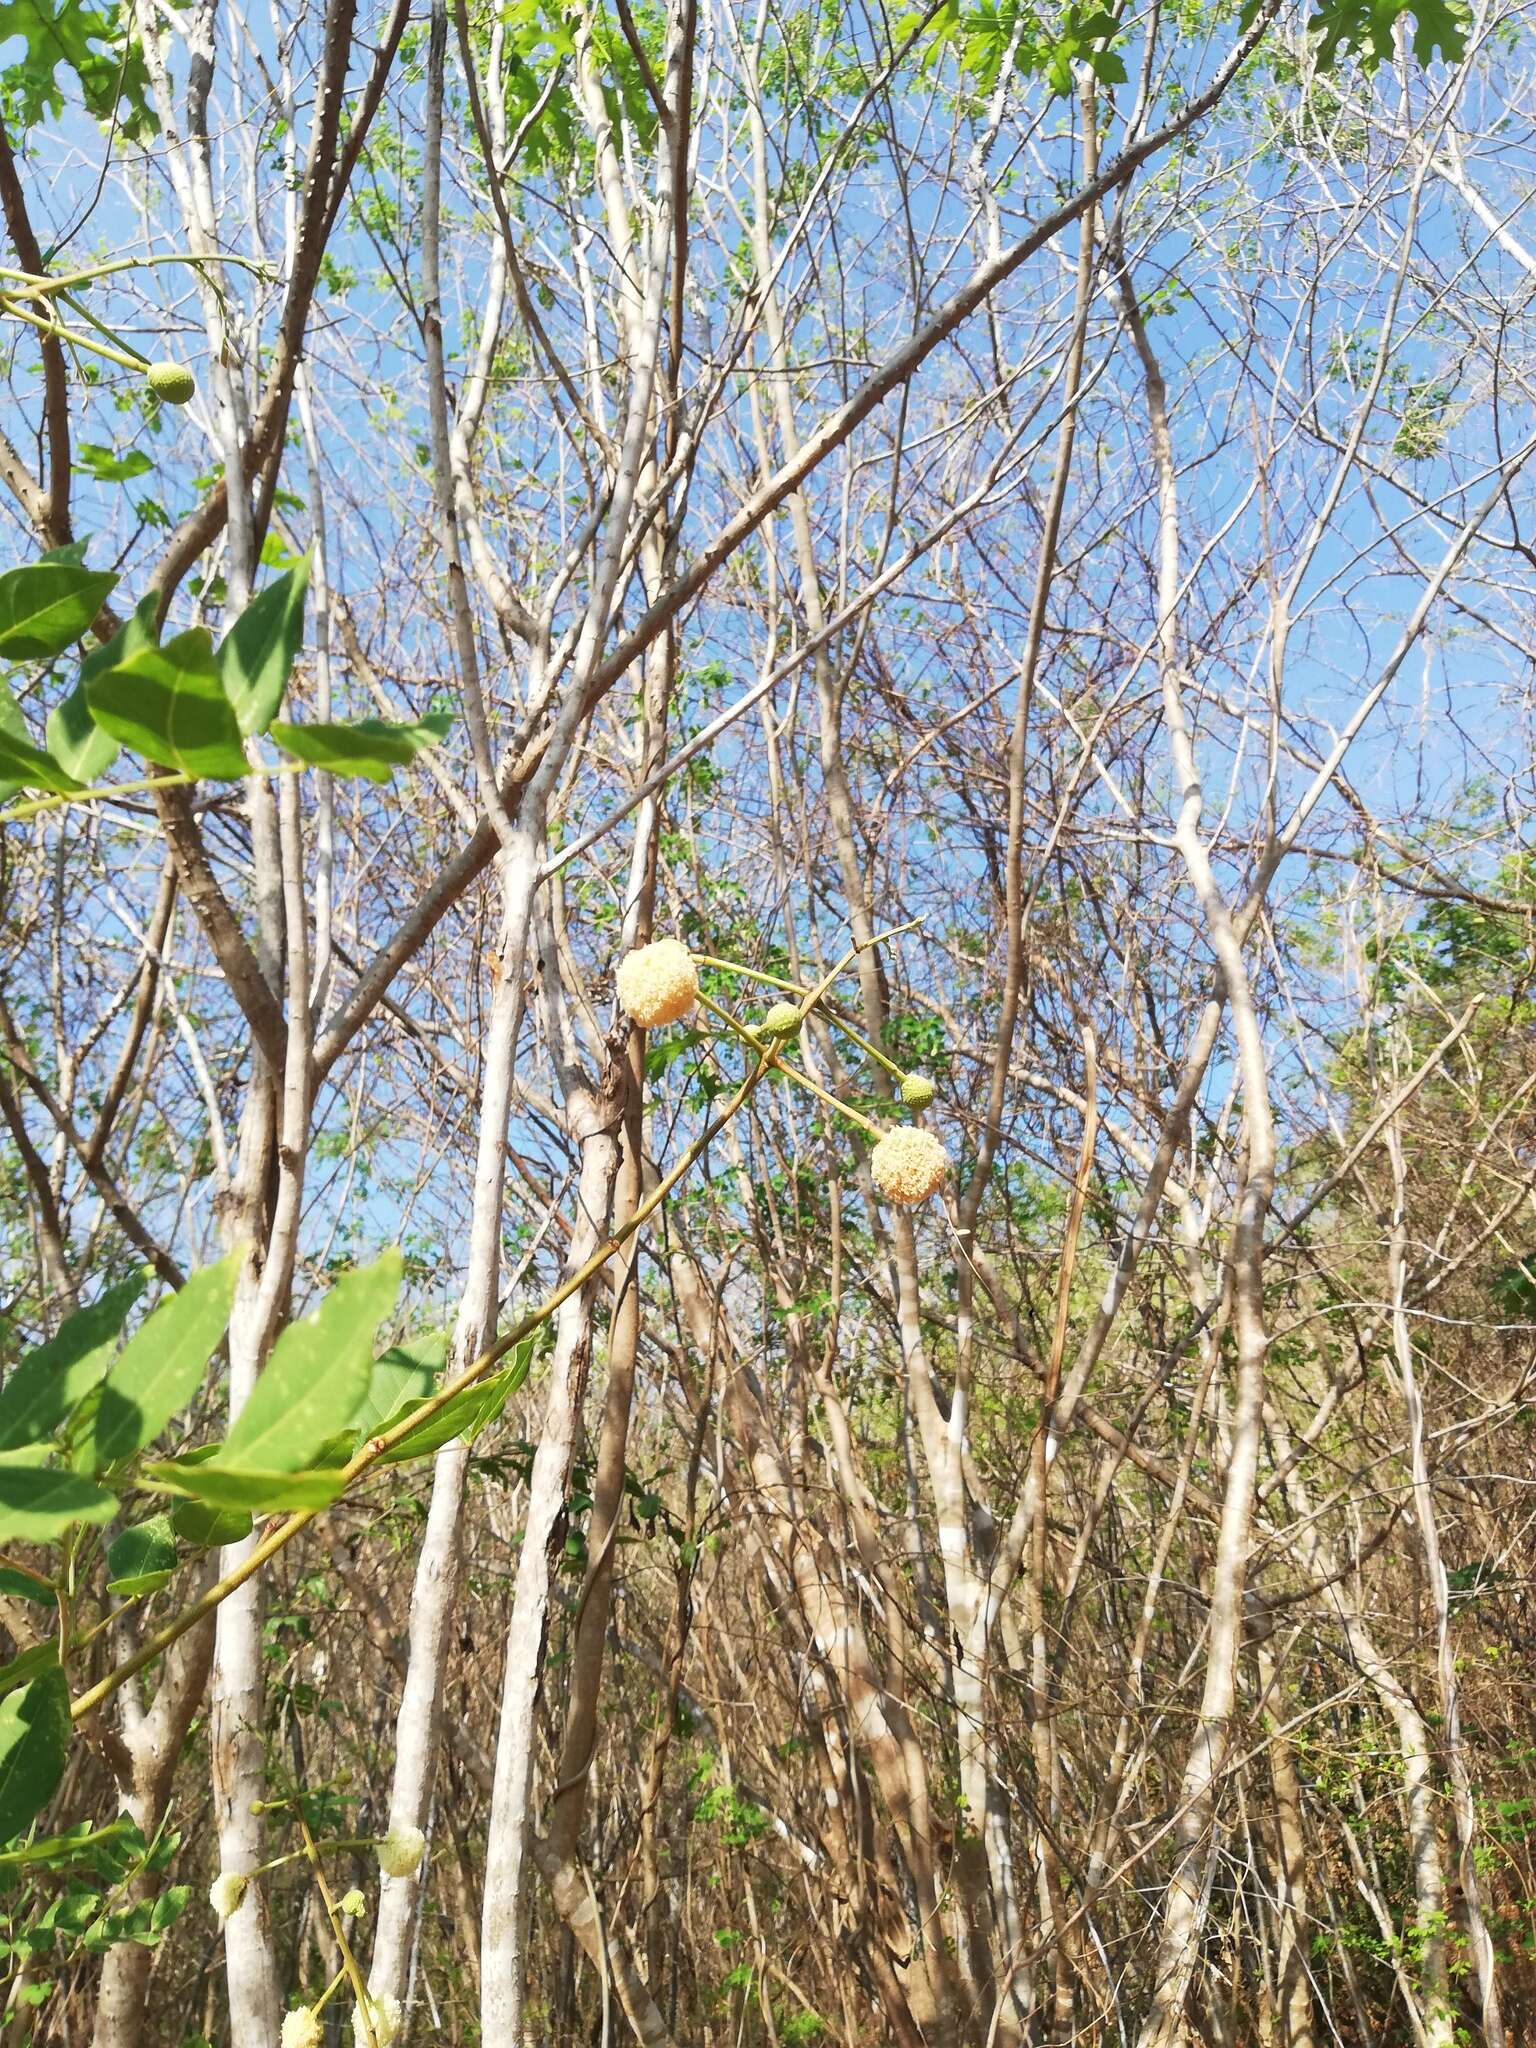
(146, 360), (196, 405)
(762, 1001), (802, 1038)
(900, 1073), (936, 1110)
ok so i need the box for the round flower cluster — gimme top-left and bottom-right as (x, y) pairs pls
(615, 938), (698, 1028)
(209, 1870), (248, 1926)
(351, 1991), (403, 2047)
(900, 1073), (936, 1110)
(147, 360), (196, 405)
(870, 1126), (948, 1205)
(762, 1000), (802, 1038)
(339, 1886), (366, 1918)
(375, 1825), (426, 1879)
(281, 2008), (324, 2048)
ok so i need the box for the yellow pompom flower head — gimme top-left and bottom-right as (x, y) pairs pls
(209, 1869), (249, 1925)
(762, 1000), (801, 1039)
(615, 937), (698, 1028)
(281, 2008), (325, 2048)
(870, 1126), (948, 1205)
(375, 1825), (426, 1879)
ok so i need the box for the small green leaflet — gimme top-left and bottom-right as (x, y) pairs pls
(0, 712), (82, 796)
(73, 444), (152, 484)
(89, 1254), (240, 1467)
(218, 557), (309, 736)
(0, 1643), (59, 1706)
(354, 1330), (447, 1436)
(85, 627), (247, 779)
(145, 1459), (346, 1512)
(271, 713), (452, 783)
(170, 1497), (252, 1548)
(0, 1273), (146, 1452)
(374, 1338), (533, 1464)
(105, 1516), (177, 1597)
(49, 595), (159, 786)
(0, 1665), (71, 1846)
(213, 1249), (402, 1474)
(0, 562), (117, 661)
(0, 1450), (116, 1545)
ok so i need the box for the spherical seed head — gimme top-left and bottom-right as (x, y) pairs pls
(870, 1126), (948, 1205)
(208, 1870), (248, 1925)
(762, 1000), (801, 1038)
(146, 360), (196, 405)
(375, 1825), (426, 1879)
(615, 938), (698, 1027)
(351, 1993), (402, 2048)
(282, 2008), (325, 2048)
(900, 1073), (936, 1110)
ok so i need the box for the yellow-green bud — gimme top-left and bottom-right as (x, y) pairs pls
(146, 360), (196, 405)
(901, 1073), (936, 1110)
(762, 1001), (801, 1038)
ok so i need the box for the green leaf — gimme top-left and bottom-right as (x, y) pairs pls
(0, 1666), (70, 1846)
(105, 1516), (177, 1597)
(1308, 0), (1468, 68)
(375, 1338), (533, 1464)
(170, 1498), (252, 1549)
(0, 562), (116, 662)
(218, 557), (310, 736)
(85, 628), (247, 779)
(0, 1569), (54, 1608)
(73, 444), (152, 484)
(89, 1255), (240, 1467)
(144, 1458), (346, 1512)
(0, 1274), (147, 1451)
(354, 1330), (447, 1436)
(0, 1643), (60, 1705)
(214, 1250), (401, 1474)
(0, 720), (81, 795)
(0, 1451), (116, 1545)
(271, 712), (451, 783)
(47, 596), (159, 786)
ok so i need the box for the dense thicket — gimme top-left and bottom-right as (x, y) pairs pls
(0, 1), (1534, 2044)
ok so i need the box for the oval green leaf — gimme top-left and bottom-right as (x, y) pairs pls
(0, 1665), (71, 1846)
(0, 562), (117, 661)
(85, 628), (247, 779)
(0, 1273), (147, 1452)
(89, 1254), (240, 1468)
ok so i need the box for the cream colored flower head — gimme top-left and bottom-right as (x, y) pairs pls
(339, 1886), (366, 1918)
(208, 1870), (248, 1925)
(870, 1126), (948, 1205)
(351, 1992), (402, 2048)
(281, 2007), (324, 2048)
(375, 1825), (426, 1879)
(615, 937), (698, 1028)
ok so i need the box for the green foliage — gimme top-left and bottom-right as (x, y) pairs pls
(0, 560), (115, 660)
(216, 558), (311, 738)
(0, 1667), (69, 1845)
(0, 0), (154, 134)
(0, 1273), (143, 1451)
(1304, 0), (1468, 68)
(86, 628), (249, 778)
(209, 1249), (402, 1474)
(0, 549), (451, 805)
(270, 711), (453, 783)
(374, 1337), (533, 1462)
(88, 1254), (240, 1467)
(104, 1516), (177, 1597)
